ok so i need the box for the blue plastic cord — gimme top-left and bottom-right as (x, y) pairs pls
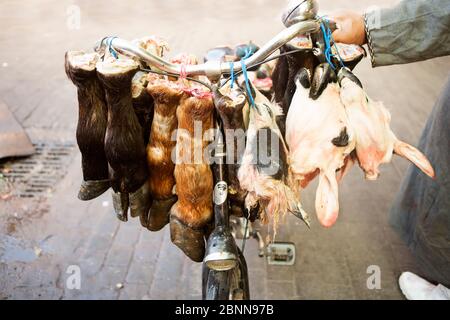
(325, 18), (345, 68)
(320, 18), (345, 70)
(328, 31), (346, 68)
(107, 36), (118, 59)
(320, 22), (335, 69)
(240, 47), (256, 108)
(229, 61), (235, 88)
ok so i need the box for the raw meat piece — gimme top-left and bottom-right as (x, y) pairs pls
(286, 65), (355, 227)
(338, 68), (435, 180)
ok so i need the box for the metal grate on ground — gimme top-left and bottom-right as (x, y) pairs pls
(0, 141), (76, 198)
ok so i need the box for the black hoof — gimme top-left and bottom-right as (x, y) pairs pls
(146, 196), (177, 231)
(129, 182), (152, 218)
(310, 63), (336, 100)
(78, 179), (110, 201)
(170, 216), (205, 263)
(337, 67), (363, 88)
(112, 191), (129, 222)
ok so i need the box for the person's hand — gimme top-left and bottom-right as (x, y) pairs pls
(329, 11), (367, 46)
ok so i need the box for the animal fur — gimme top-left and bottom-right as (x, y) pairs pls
(170, 93), (214, 262)
(171, 95), (214, 228)
(132, 72), (154, 145)
(64, 51), (109, 184)
(146, 81), (183, 201)
(97, 57), (149, 193)
(212, 85), (247, 216)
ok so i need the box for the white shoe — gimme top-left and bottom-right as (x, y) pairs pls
(399, 272), (450, 300)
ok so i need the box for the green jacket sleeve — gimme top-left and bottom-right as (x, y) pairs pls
(364, 0), (450, 67)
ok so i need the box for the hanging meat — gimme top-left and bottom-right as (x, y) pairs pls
(238, 83), (310, 235)
(338, 68), (435, 180)
(132, 71), (154, 146)
(212, 83), (248, 217)
(96, 56), (151, 221)
(170, 89), (214, 262)
(286, 64), (356, 228)
(65, 51), (110, 201)
(272, 45), (317, 137)
(145, 76), (183, 231)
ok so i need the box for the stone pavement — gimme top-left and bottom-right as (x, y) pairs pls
(0, 0), (449, 300)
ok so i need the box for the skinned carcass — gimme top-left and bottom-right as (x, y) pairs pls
(145, 76), (183, 231)
(170, 89), (214, 262)
(65, 51), (110, 201)
(286, 64), (356, 228)
(272, 45), (318, 137)
(238, 82), (310, 235)
(97, 56), (151, 221)
(338, 68), (435, 180)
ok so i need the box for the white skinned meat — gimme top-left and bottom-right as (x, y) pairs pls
(286, 67), (355, 228)
(338, 70), (435, 180)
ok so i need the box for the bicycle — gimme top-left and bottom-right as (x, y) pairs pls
(95, 0), (328, 300)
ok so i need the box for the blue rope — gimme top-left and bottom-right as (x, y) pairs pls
(107, 36), (118, 59)
(320, 18), (345, 70)
(229, 61), (235, 88)
(320, 22), (335, 69)
(325, 19), (345, 68)
(240, 47), (256, 108)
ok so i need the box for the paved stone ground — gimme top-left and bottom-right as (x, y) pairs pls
(0, 0), (449, 300)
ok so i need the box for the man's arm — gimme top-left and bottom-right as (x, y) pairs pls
(333, 0), (450, 67)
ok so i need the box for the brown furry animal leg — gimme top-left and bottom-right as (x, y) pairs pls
(146, 80), (184, 231)
(65, 51), (110, 200)
(97, 57), (149, 221)
(212, 85), (247, 216)
(132, 72), (154, 146)
(170, 95), (214, 262)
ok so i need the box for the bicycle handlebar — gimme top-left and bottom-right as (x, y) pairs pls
(94, 19), (320, 80)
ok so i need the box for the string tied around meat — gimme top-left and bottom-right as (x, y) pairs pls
(179, 56), (187, 80)
(240, 47), (256, 108)
(319, 17), (345, 70)
(99, 36), (119, 60)
(182, 87), (213, 99)
(107, 36), (119, 59)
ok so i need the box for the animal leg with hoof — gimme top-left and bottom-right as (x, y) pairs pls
(129, 181), (152, 219)
(112, 191), (129, 222)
